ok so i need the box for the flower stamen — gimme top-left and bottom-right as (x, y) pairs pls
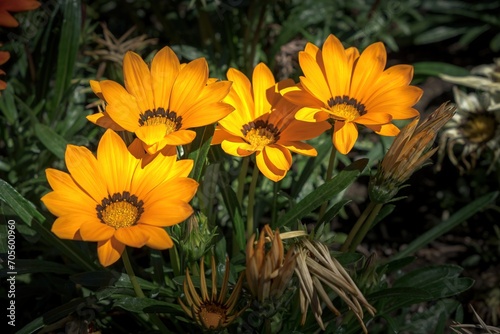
(461, 113), (497, 144)
(241, 120), (280, 150)
(96, 191), (144, 229)
(139, 108), (182, 134)
(327, 95), (367, 121)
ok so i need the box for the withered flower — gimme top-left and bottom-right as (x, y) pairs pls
(179, 256), (246, 330)
(246, 224), (297, 302)
(294, 238), (376, 333)
(369, 102), (456, 203)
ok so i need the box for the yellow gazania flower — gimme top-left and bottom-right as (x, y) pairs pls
(41, 129), (198, 267)
(88, 46), (234, 154)
(0, 50), (10, 90)
(0, 0), (40, 27)
(282, 34), (423, 155)
(212, 63), (330, 181)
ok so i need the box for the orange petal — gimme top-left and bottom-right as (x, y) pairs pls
(97, 237), (125, 267)
(355, 112), (392, 125)
(221, 138), (254, 157)
(322, 34), (350, 97)
(123, 51), (155, 113)
(281, 141), (318, 156)
(0, 10), (19, 27)
(163, 129), (196, 146)
(169, 58), (208, 114)
(226, 67), (255, 119)
(264, 145), (292, 172)
(86, 111), (125, 131)
(298, 51), (331, 103)
(140, 225), (174, 249)
(100, 80), (140, 132)
(79, 220), (116, 241)
(140, 199), (193, 227)
(151, 46), (180, 111)
(252, 63), (275, 119)
(65, 145), (108, 203)
(90, 80), (104, 101)
(350, 42), (386, 100)
(181, 102), (234, 128)
(333, 121), (358, 154)
(280, 120), (330, 141)
(135, 124), (167, 147)
(365, 123), (401, 136)
(282, 88), (325, 109)
(51, 214), (86, 240)
(114, 225), (149, 248)
(255, 151), (286, 182)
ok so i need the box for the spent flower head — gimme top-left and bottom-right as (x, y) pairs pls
(179, 255), (247, 331)
(246, 224), (297, 302)
(369, 102), (456, 203)
(294, 238), (376, 332)
(437, 87), (500, 174)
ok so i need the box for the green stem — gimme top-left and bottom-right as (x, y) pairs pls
(237, 157), (250, 204)
(122, 248), (145, 298)
(122, 249), (170, 333)
(247, 164), (260, 237)
(340, 202), (375, 252)
(271, 180), (281, 228)
(348, 203), (384, 252)
(318, 145), (337, 220)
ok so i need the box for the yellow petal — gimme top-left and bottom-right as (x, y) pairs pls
(252, 63), (275, 119)
(181, 102), (234, 128)
(114, 225), (149, 248)
(135, 124), (167, 147)
(97, 237), (125, 267)
(140, 225), (173, 249)
(97, 129), (137, 195)
(298, 51), (331, 103)
(169, 58), (208, 114)
(295, 107), (328, 123)
(86, 112), (125, 131)
(142, 177), (198, 204)
(221, 139), (254, 157)
(365, 123), (401, 136)
(183, 80), (232, 118)
(123, 51), (155, 113)
(163, 129), (197, 145)
(65, 145), (108, 203)
(333, 121), (358, 155)
(51, 215), (85, 240)
(79, 220), (116, 241)
(350, 42), (386, 100)
(90, 80), (104, 101)
(280, 120), (330, 141)
(226, 67), (255, 119)
(355, 112), (392, 125)
(322, 34), (350, 97)
(264, 145), (292, 172)
(256, 151), (286, 182)
(282, 89), (325, 109)
(100, 80), (140, 132)
(140, 199), (193, 226)
(151, 46), (180, 111)
(281, 141), (318, 156)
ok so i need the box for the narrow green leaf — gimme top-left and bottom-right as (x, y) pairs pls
(414, 26), (468, 45)
(218, 178), (245, 251)
(275, 158), (368, 228)
(0, 86), (18, 125)
(413, 61), (470, 78)
(187, 125), (215, 182)
(15, 316), (44, 334)
(318, 199), (351, 225)
(51, 0), (81, 110)
(393, 191), (498, 259)
(0, 179), (45, 226)
(114, 296), (182, 313)
(34, 123), (68, 160)
(490, 31), (500, 52)
(0, 259), (75, 276)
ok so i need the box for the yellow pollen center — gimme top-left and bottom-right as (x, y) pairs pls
(245, 128), (275, 151)
(198, 303), (227, 329)
(100, 201), (139, 229)
(327, 95), (367, 122)
(139, 108), (182, 135)
(462, 114), (497, 144)
(144, 117), (178, 135)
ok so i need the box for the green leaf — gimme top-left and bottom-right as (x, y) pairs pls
(0, 86), (18, 125)
(318, 199), (351, 225)
(51, 0), (81, 111)
(217, 178), (245, 251)
(275, 158), (368, 228)
(490, 31), (500, 52)
(0, 179), (45, 226)
(113, 296), (182, 313)
(413, 61), (470, 78)
(393, 191), (498, 259)
(0, 259), (75, 277)
(34, 123), (68, 160)
(15, 316), (45, 334)
(187, 125), (215, 182)
(414, 26), (468, 45)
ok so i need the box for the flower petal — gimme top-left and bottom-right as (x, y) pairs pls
(282, 141), (318, 156)
(51, 214), (86, 240)
(140, 199), (193, 226)
(97, 237), (125, 267)
(322, 34), (350, 97)
(151, 46), (180, 110)
(255, 151), (286, 182)
(298, 51), (331, 103)
(170, 58), (208, 114)
(350, 42), (386, 100)
(123, 51), (155, 113)
(79, 220), (116, 241)
(333, 121), (358, 154)
(221, 139), (254, 157)
(226, 68), (255, 119)
(140, 225), (174, 249)
(252, 63), (275, 119)
(100, 80), (140, 132)
(86, 112), (125, 131)
(114, 225), (149, 248)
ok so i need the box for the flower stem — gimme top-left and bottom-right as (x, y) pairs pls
(318, 145), (337, 220)
(247, 164), (260, 237)
(271, 180), (281, 228)
(122, 248), (170, 333)
(348, 203), (384, 252)
(237, 157), (250, 204)
(340, 201), (376, 252)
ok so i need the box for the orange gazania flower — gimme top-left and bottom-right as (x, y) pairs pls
(41, 129), (198, 267)
(0, 0), (40, 27)
(212, 63), (330, 181)
(0, 50), (10, 90)
(88, 46), (234, 154)
(282, 34), (423, 155)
